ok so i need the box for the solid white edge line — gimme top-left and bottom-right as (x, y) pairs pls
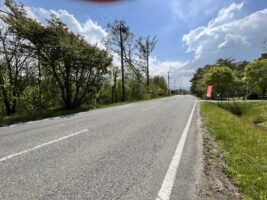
(142, 105), (159, 111)
(0, 129), (88, 163)
(156, 100), (197, 200)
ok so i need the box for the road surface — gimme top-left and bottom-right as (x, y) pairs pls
(0, 95), (202, 200)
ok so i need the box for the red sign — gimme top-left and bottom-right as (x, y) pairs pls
(206, 85), (213, 98)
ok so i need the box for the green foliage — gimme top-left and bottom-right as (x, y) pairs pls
(204, 66), (235, 99)
(217, 103), (243, 116)
(253, 116), (265, 124)
(245, 59), (267, 97)
(201, 103), (267, 199)
(97, 84), (113, 105)
(135, 36), (157, 87)
(128, 75), (146, 100)
(190, 57), (267, 99)
(0, 0), (168, 121)
(150, 76), (168, 97)
(215, 57), (237, 69)
(190, 66), (212, 98)
(218, 102), (267, 130)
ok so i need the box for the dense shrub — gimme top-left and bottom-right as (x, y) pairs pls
(246, 92), (259, 100)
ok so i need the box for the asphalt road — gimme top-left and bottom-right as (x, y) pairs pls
(0, 95), (202, 200)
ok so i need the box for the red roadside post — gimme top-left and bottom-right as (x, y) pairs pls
(206, 85), (213, 100)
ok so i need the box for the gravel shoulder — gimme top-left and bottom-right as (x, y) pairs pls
(196, 128), (242, 200)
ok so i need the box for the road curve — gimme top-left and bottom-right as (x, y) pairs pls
(0, 95), (202, 200)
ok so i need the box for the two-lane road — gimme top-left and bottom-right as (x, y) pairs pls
(0, 95), (202, 200)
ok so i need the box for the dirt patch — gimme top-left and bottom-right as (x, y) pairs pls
(196, 129), (242, 200)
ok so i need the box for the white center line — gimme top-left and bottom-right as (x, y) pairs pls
(0, 129), (88, 163)
(142, 105), (159, 111)
(156, 100), (197, 200)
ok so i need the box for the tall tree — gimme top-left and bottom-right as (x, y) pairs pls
(245, 59), (267, 98)
(216, 58), (236, 69)
(204, 66), (235, 99)
(111, 66), (119, 103)
(150, 76), (168, 97)
(0, 23), (33, 115)
(105, 20), (130, 101)
(4, 1), (112, 109)
(190, 65), (212, 97)
(136, 36), (157, 88)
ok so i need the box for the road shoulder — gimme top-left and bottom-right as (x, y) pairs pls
(196, 127), (242, 200)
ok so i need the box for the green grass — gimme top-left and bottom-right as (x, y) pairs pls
(0, 95), (170, 126)
(0, 106), (90, 126)
(201, 103), (267, 200)
(239, 103), (267, 130)
(218, 102), (267, 130)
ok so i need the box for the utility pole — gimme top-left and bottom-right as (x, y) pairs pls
(174, 79), (176, 93)
(180, 84), (182, 95)
(119, 20), (126, 101)
(168, 71), (171, 95)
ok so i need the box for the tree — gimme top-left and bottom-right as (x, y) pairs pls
(0, 23), (33, 115)
(135, 36), (157, 88)
(111, 66), (119, 103)
(105, 20), (130, 101)
(106, 20), (148, 101)
(4, 1), (112, 109)
(0, 0), (168, 119)
(216, 58), (236, 69)
(150, 76), (168, 97)
(44, 17), (112, 108)
(204, 66), (235, 99)
(233, 61), (249, 98)
(190, 65), (212, 97)
(245, 59), (267, 98)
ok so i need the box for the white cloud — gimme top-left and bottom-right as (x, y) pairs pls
(150, 57), (184, 76)
(23, 4), (267, 90)
(169, 0), (234, 23)
(24, 7), (186, 88)
(178, 3), (267, 88)
(183, 3), (267, 62)
(26, 7), (107, 48)
(149, 57), (191, 89)
(208, 2), (243, 27)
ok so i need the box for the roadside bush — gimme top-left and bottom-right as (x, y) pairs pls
(217, 103), (243, 116)
(246, 92), (259, 100)
(253, 116), (265, 124)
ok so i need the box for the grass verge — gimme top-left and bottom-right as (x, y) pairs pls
(217, 102), (267, 130)
(201, 103), (267, 200)
(0, 96), (169, 126)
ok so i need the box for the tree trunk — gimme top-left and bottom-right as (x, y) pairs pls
(11, 99), (16, 114)
(37, 52), (42, 111)
(2, 95), (11, 116)
(0, 75), (12, 115)
(64, 64), (73, 109)
(146, 56), (149, 88)
(112, 70), (117, 103)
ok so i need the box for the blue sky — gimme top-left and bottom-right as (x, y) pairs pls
(12, 0), (267, 88)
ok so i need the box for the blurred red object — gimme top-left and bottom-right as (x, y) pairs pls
(206, 85), (213, 98)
